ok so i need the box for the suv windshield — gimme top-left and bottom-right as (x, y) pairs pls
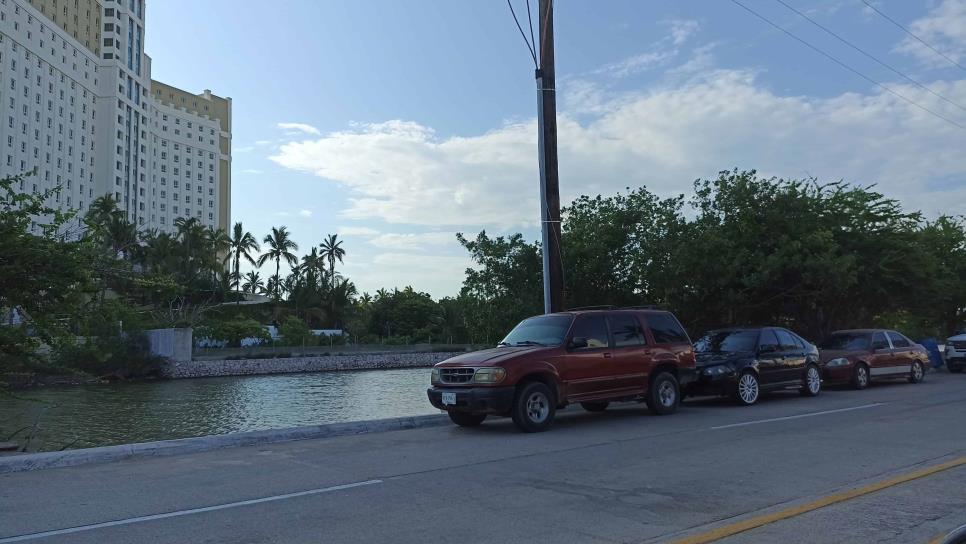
(820, 333), (870, 350)
(694, 330), (759, 353)
(499, 315), (573, 347)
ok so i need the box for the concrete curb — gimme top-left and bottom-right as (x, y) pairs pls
(0, 414), (450, 475)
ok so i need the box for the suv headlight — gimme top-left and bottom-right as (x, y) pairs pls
(473, 368), (507, 384)
(826, 358), (850, 367)
(431, 368), (440, 384)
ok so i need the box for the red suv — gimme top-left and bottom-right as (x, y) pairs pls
(427, 308), (696, 432)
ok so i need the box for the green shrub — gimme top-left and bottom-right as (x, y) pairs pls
(278, 316), (312, 347)
(196, 317), (271, 347)
(52, 334), (163, 378)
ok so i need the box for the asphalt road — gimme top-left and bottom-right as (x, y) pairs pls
(2, 371), (965, 544)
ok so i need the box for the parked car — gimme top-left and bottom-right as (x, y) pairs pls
(946, 331), (966, 373)
(819, 329), (928, 388)
(427, 308), (696, 432)
(685, 327), (822, 405)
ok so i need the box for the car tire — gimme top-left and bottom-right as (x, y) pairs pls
(801, 364), (822, 397)
(447, 411), (486, 427)
(511, 382), (556, 433)
(580, 401), (609, 412)
(851, 363), (870, 390)
(909, 360), (925, 384)
(647, 372), (680, 415)
(733, 370), (760, 406)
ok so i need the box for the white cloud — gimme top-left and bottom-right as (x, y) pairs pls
(666, 19), (700, 46)
(238, 168), (263, 175)
(272, 70), (966, 229)
(277, 122), (322, 135)
(338, 226), (381, 236)
(234, 146), (255, 154)
(896, 0), (966, 68)
(298, 209), (313, 218)
(597, 50), (675, 78)
(367, 232), (456, 251)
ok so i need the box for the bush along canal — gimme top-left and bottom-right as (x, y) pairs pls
(0, 367), (437, 452)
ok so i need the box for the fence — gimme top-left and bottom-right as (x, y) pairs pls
(191, 343), (485, 361)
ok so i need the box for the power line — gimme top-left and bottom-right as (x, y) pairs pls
(860, 0), (966, 73)
(526, 0), (537, 64)
(729, 0), (966, 131)
(774, 0), (966, 114)
(507, 0), (538, 68)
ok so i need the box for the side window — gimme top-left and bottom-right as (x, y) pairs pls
(888, 331), (910, 348)
(775, 329), (800, 352)
(758, 330), (780, 353)
(872, 332), (890, 350)
(570, 315), (610, 350)
(647, 313), (689, 344)
(608, 313), (646, 348)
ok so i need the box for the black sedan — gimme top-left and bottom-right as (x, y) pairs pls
(684, 327), (822, 405)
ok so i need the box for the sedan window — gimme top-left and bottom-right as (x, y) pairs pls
(695, 329), (758, 353)
(820, 332), (870, 350)
(888, 331), (911, 348)
(758, 330), (781, 353)
(872, 332), (890, 350)
(775, 329), (800, 351)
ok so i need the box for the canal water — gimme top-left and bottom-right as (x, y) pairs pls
(0, 367), (438, 452)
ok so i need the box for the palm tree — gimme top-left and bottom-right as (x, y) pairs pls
(242, 271), (265, 295)
(228, 222), (260, 302)
(257, 226), (299, 300)
(319, 234), (346, 290)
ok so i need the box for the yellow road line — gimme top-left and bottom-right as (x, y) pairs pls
(669, 456), (966, 544)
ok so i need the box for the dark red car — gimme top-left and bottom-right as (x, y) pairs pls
(819, 329), (929, 389)
(427, 308), (696, 432)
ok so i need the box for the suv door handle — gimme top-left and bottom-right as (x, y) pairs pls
(603, 353), (613, 359)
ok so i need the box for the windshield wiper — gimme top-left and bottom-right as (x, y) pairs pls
(497, 341), (512, 346)
(514, 340), (545, 346)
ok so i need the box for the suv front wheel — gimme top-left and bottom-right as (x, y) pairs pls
(511, 381), (556, 432)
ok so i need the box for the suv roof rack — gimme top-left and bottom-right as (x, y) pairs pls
(565, 305), (616, 311)
(621, 305), (662, 310)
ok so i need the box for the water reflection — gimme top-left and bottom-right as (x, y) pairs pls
(0, 368), (437, 451)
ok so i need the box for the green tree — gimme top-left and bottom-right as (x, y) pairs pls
(228, 222), (260, 302)
(320, 234), (345, 289)
(258, 226), (299, 300)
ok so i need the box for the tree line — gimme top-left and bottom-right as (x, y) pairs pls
(457, 170), (966, 342)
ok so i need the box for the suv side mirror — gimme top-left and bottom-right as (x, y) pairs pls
(569, 337), (588, 350)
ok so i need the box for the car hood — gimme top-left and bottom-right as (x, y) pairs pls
(436, 346), (547, 367)
(695, 352), (751, 368)
(947, 334), (966, 342)
(819, 349), (862, 363)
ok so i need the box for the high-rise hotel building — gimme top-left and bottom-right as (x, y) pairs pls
(0, 0), (231, 234)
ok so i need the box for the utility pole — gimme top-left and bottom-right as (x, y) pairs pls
(536, 0), (564, 314)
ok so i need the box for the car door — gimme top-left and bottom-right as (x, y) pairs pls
(605, 312), (652, 395)
(775, 329), (807, 383)
(887, 331), (914, 375)
(562, 314), (616, 400)
(756, 329), (784, 385)
(869, 331), (893, 377)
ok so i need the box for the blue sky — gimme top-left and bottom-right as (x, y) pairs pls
(145, 0), (966, 298)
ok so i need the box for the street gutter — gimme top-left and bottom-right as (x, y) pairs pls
(0, 413), (449, 475)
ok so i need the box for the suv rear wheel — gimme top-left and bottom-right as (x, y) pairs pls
(647, 372), (679, 415)
(511, 382), (556, 432)
(447, 411), (486, 427)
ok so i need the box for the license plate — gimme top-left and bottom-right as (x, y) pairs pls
(441, 392), (457, 406)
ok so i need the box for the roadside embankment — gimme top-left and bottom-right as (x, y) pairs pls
(160, 352), (462, 379)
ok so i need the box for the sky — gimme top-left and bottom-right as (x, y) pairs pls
(144, 0), (966, 298)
